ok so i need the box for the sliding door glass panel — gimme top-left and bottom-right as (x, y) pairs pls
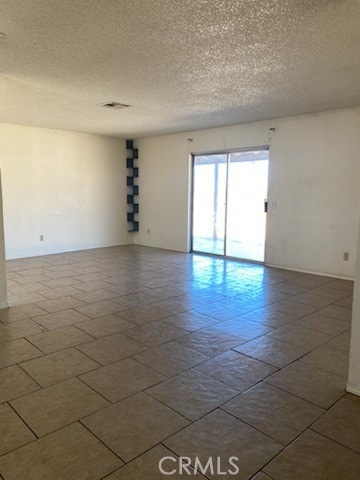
(192, 154), (227, 255)
(226, 150), (269, 262)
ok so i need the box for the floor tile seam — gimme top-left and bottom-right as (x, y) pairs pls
(70, 292), (122, 303)
(74, 420), (128, 464)
(218, 406), (290, 446)
(162, 419), (284, 480)
(143, 362), (241, 394)
(0, 342), (43, 365)
(296, 358), (349, 380)
(307, 427), (360, 456)
(15, 362), (44, 390)
(314, 314), (352, 324)
(304, 395), (358, 437)
(263, 329), (337, 351)
(259, 471), (276, 480)
(74, 316), (138, 333)
(28, 308), (92, 325)
(85, 329), (155, 350)
(75, 375), (116, 404)
(231, 314), (298, 329)
(83, 387), (194, 430)
(5, 401), (40, 443)
(262, 378), (347, 410)
(269, 299), (333, 317)
(71, 343), (136, 365)
(240, 328), (316, 353)
(73, 301), (132, 315)
(81, 352), (172, 377)
(8, 393), (120, 442)
(145, 380), (246, 426)
(298, 359), (348, 380)
(119, 329), (188, 346)
(11, 272), (54, 282)
(78, 373), (166, 405)
(291, 290), (353, 302)
(12, 308), (48, 320)
(32, 296), (88, 313)
(142, 388), (205, 424)
(132, 352), (210, 379)
(192, 357), (279, 389)
(286, 296), (345, 310)
(159, 442), (211, 480)
(174, 322), (259, 343)
(23, 329), (98, 355)
(231, 337), (348, 376)
(250, 421), (342, 476)
(321, 330), (351, 352)
(291, 314), (351, 328)
(155, 317), (216, 332)
(0, 330), (48, 348)
(16, 356), (104, 389)
(231, 344), (286, 368)
(171, 338), (230, 355)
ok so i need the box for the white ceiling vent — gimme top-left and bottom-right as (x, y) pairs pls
(102, 101), (130, 109)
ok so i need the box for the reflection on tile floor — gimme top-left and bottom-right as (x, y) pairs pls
(0, 245), (356, 479)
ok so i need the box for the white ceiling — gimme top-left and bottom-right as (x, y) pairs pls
(0, 0), (359, 138)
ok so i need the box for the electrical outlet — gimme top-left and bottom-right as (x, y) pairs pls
(343, 252), (349, 261)
(40, 235), (44, 241)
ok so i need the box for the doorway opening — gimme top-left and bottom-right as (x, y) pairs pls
(191, 148), (269, 262)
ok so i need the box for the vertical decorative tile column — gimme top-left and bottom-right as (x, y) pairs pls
(126, 139), (139, 232)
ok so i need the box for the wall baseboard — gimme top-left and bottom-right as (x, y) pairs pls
(264, 263), (354, 281)
(0, 301), (9, 310)
(6, 242), (133, 261)
(346, 384), (360, 397)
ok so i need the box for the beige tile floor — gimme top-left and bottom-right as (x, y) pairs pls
(0, 245), (358, 479)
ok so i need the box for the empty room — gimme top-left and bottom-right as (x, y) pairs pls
(1, 1), (360, 479)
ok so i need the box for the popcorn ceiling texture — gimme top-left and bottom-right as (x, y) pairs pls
(0, 0), (359, 137)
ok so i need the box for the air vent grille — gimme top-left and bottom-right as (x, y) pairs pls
(103, 101), (130, 109)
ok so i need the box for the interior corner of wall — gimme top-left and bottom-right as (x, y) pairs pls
(346, 382), (360, 397)
(0, 301), (9, 310)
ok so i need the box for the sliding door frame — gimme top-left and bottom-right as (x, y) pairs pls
(190, 145), (270, 264)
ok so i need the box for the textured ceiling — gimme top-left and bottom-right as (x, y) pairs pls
(0, 0), (359, 137)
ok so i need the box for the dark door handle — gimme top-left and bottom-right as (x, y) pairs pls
(264, 200), (268, 213)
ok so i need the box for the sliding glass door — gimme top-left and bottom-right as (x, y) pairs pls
(226, 150), (269, 261)
(192, 154), (227, 255)
(192, 149), (269, 262)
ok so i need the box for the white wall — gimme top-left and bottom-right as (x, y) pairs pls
(135, 107), (360, 278)
(132, 134), (192, 252)
(0, 123), (130, 259)
(348, 219), (360, 395)
(0, 170), (8, 308)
